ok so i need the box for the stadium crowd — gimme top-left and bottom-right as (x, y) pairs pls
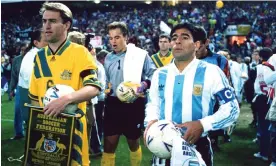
(1, 1), (276, 166)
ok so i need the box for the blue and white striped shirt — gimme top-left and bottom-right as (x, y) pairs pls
(145, 58), (240, 134)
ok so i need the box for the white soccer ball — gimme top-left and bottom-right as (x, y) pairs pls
(145, 120), (182, 159)
(116, 81), (139, 103)
(43, 84), (78, 114)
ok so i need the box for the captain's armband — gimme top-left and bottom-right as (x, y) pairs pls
(81, 69), (102, 90)
(214, 88), (235, 105)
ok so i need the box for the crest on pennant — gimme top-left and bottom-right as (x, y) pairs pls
(44, 134), (57, 153)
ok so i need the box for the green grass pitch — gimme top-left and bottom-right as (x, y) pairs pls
(1, 94), (268, 165)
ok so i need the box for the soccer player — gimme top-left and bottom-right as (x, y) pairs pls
(90, 50), (109, 157)
(101, 21), (156, 166)
(28, 3), (101, 166)
(18, 28), (47, 123)
(68, 31), (107, 157)
(144, 23), (240, 165)
(194, 26), (232, 150)
(252, 48), (273, 162)
(151, 34), (173, 68)
(263, 53), (276, 166)
(194, 26), (229, 78)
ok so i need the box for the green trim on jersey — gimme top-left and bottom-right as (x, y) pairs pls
(57, 40), (71, 55)
(151, 53), (163, 68)
(37, 49), (52, 77)
(34, 60), (41, 79)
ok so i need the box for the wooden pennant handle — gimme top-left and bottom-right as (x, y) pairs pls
(24, 103), (82, 118)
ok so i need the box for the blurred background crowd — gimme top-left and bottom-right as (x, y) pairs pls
(2, 1), (276, 59)
(1, 1), (276, 165)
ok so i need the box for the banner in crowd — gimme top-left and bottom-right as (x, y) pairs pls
(16, 27), (32, 39)
(160, 21), (171, 35)
(23, 105), (75, 166)
(225, 24), (251, 36)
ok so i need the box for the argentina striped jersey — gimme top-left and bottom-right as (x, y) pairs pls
(145, 58), (240, 134)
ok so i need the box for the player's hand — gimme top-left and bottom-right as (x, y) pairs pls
(143, 119), (158, 147)
(104, 83), (113, 97)
(9, 91), (15, 98)
(135, 81), (148, 97)
(44, 95), (71, 117)
(175, 121), (204, 145)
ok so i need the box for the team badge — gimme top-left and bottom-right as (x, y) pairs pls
(193, 84), (202, 96)
(60, 70), (72, 80)
(44, 139), (57, 153)
(43, 133), (56, 152)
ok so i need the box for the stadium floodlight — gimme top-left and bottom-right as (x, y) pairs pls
(145, 0), (152, 5)
(94, 0), (100, 4)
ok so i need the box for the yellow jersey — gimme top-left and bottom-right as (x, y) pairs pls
(29, 40), (100, 166)
(151, 51), (173, 68)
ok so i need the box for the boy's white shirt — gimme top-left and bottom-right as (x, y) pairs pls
(18, 47), (39, 89)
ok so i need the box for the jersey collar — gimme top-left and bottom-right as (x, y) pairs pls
(158, 50), (171, 57)
(47, 40), (71, 56)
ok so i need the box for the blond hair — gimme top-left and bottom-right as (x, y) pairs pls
(40, 2), (73, 29)
(107, 22), (128, 37)
(68, 31), (85, 45)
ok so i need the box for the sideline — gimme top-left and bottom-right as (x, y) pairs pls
(1, 119), (14, 122)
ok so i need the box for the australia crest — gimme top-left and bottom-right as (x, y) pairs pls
(60, 70), (72, 80)
(44, 138), (57, 153)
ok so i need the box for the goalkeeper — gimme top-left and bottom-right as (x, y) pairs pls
(101, 21), (156, 166)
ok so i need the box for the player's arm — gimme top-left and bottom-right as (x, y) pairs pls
(144, 69), (160, 122)
(143, 54), (157, 81)
(69, 68), (101, 104)
(200, 66), (240, 132)
(103, 55), (113, 96)
(176, 66), (240, 144)
(66, 86), (99, 104)
(44, 48), (100, 116)
(263, 63), (276, 85)
(144, 69), (160, 144)
(138, 54), (157, 94)
(44, 79), (100, 116)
